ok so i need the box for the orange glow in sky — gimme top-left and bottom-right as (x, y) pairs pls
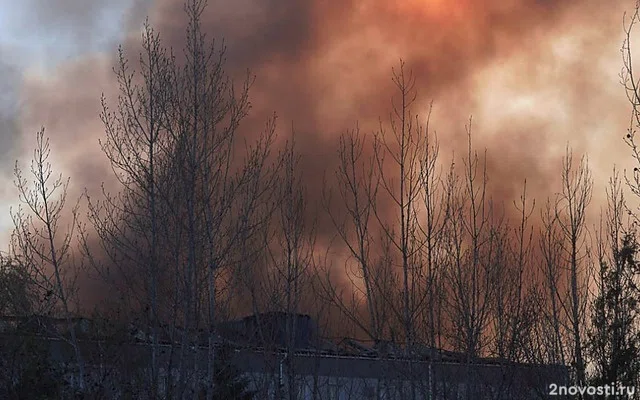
(394, 0), (469, 19)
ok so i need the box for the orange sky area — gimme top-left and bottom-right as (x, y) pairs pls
(4, 0), (639, 314)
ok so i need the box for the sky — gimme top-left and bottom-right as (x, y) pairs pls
(0, 0), (141, 248)
(0, 0), (636, 265)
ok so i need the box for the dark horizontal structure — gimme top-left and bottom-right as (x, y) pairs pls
(0, 313), (568, 399)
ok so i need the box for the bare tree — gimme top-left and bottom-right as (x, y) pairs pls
(158, 0), (259, 394)
(444, 123), (490, 357)
(622, 1), (640, 219)
(82, 16), (173, 397)
(318, 61), (427, 349)
(11, 127), (85, 392)
(441, 123), (500, 400)
(618, 3), (640, 392)
(85, 0), (276, 397)
(320, 126), (386, 342)
(538, 198), (568, 366)
(371, 61), (426, 359)
(554, 146), (593, 390)
(416, 105), (448, 400)
(589, 168), (640, 391)
(490, 183), (535, 363)
(318, 60), (451, 400)
(257, 136), (316, 400)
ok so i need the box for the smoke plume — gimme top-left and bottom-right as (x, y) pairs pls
(7, 0), (636, 317)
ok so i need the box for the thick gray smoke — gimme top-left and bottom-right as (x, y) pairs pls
(0, 54), (21, 178)
(4, 0), (636, 312)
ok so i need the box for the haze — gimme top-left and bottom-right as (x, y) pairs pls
(0, 0), (635, 298)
